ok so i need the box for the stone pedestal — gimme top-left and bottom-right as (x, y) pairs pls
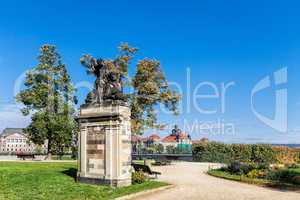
(77, 104), (132, 187)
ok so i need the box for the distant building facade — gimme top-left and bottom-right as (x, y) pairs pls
(0, 128), (47, 154)
(132, 125), (193, 154)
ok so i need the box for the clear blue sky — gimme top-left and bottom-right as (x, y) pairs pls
(0, 0), (299, 143)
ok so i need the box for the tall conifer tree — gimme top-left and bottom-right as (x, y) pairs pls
(17, 45), (76, 159)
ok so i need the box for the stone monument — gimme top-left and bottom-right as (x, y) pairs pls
(77, 57), (132, 187)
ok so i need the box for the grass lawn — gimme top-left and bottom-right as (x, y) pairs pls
(0, 162), (168, 200)
(208, 168), (300, 190)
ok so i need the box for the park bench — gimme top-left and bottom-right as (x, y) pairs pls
(17, 154), (35, 160)
(132, 163), (162, 179)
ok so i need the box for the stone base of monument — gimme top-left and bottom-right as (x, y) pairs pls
(77, 104), (132, 187)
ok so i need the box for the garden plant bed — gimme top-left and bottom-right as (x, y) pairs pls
(0, 162), (168, 200)
(208, 168), (300, 191)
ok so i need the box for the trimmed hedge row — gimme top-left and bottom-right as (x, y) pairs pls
(192, 142), (276, 164)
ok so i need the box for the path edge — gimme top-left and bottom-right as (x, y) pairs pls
(115, 184), (174, 200)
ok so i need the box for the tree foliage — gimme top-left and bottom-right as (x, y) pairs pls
(81, 43), (181, 135)
(156, 144), (165, 154)
(166, 145), (177, 154)
(131, 58), (181, 134)
(17, 45), (77, 159)
(273, 146), (300, 165)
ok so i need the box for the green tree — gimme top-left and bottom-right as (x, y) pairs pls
(156, 144), (165, 154)
(251, 144), (276, 165)
(131, 58), (180, 134)
(166, 145), (176, 154)
(146, 145), (156, 154)
(81, 43), (181, 135)
(17, 45), (77, 160)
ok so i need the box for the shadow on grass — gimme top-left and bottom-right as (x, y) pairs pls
(62, 168), (78, 181)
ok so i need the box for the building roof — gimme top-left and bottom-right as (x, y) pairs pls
(161, 133), (190, 143)
(161, 135), (177, 143)
(131, 127), (192, 144)
(1, 128), (24, 137)
(148, 134), (160, 141)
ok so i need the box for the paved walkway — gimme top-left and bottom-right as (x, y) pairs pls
(132, 162), (300, 200)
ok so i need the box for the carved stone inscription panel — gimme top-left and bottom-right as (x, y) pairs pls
(86, 126), (105, 175)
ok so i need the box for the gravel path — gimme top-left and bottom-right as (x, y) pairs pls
(132, 162), (300, 200)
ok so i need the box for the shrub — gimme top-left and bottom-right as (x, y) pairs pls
(251, 144), (276, 165)
(229, 144), (252, 162)
(227, 162), (255, 175)
(292, 176), (300, 185)
(192, 142), (231, 163)
(273, 146), (299, 165)
(246, 169), (259, 179)
(266, 169), (300, 185)
(166, 145), (176, 154)
(257, 163), (269, 170)
(297, 150), (300, 163)
(270, 164), (285, 171)
(132, 170), (147, 184)
(257, 170), (268, 179)
(287, 163), (300, 169)
(193, 142), (276, 165)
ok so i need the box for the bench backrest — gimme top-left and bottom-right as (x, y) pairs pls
(132, 164), (153, 174)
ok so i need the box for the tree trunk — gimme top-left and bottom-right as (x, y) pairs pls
(45, 139), (52, 160)
(45, 152), (52, 160)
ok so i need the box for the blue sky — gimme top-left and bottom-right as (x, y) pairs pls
(0, 0), (299, 143)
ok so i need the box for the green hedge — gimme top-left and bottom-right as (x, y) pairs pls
(193, 142), (276, 164)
